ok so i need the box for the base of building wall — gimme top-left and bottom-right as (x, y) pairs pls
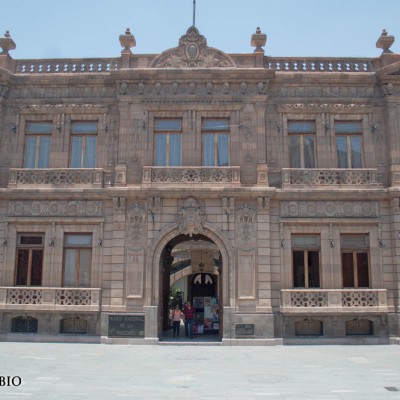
(283, 336), (393, 345)
(221, 338), (283, 346)
(100, 336), (159, 345)
(0, 333), (100, 344)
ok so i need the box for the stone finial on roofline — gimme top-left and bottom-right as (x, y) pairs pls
(119, 28), (136, 55)
(376, 29), (395, 54)
(251, 27), (267, 54)
(0, 31), (16, 56)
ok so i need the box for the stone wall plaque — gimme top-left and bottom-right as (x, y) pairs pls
(235, 323), (254, 336)
(108, 315), (145, 338)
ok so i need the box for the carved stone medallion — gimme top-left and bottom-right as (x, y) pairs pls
(177, 197), (205, 237)
(127, 202), (146, 240)
(149, 26), (236, 68)
(237, 203), (256, 240)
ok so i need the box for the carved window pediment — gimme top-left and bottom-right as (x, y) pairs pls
(149, 26), (237, 69)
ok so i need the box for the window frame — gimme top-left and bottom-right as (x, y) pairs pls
(23, 122), (52, 169)
(70, 122), (98, 168)
(335, 121), (364, 169)
(201, 118), (230, 167)
(15, 234), (44, 286)
(154, 118), (182, 167)
(291, 235), (321, 289)
(288, 120), (316, 168)
(340, 234), (370, 288)
(62, 233), (93, 288)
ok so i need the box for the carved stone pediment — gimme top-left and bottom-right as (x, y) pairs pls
(177, 197), (205, 237)
(149, 26), (236, 68)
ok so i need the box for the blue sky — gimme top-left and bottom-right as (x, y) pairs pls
(1, 0), (400, 59)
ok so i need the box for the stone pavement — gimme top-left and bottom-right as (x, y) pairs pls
(1, 342), (400, 400)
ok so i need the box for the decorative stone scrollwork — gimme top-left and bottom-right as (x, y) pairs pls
(8, 200), (102, 217)
(55, 290), (92, 305)
(237, 203), (256, 240)
(149, 26), (236, 68)
(7, 289), (42, 304)
(280, 201), (378, 218)
(342, 291), (378, 307)
(10, 168), (104, 186)
(291, 291), (328, 307)
(127, 202), (146, 240)
(143, 167), (240, 184)
(283, 168), (379, 186)
(177, 197), (205, 237)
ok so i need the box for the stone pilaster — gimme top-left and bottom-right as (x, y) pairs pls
(110, 196), (126, 307)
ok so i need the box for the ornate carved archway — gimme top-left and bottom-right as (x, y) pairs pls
(145, 221), (235, 308)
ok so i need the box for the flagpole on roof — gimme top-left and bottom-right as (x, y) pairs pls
(193, 0), (196, 27)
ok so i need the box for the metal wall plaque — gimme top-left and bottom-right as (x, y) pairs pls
(235, 323), (254, 336)
(108, 315), (145, 338)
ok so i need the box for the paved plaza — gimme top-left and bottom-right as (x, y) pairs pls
(1, 342), (400, 399)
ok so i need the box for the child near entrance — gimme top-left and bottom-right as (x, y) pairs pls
(183, 301), (195, 339)
(171, 305), (183, 338)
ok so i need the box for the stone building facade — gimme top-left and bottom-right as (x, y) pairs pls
(0, 26), (399, 344)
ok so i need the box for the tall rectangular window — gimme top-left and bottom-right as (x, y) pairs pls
(70, 122), (97, 168)
(24, 122), (52, 168)
(292, 235), (320, 288)
(336, 121), (363, 168)
(15, 234), (44, 286)
(202, 119), (229, 166)
(341, 235), (370, 288)
(288, 121), (316, 168)
(154, 119), (182, 166)
(63, 234), (92, 287)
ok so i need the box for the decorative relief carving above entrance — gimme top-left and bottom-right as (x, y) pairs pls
(280, 201), (378, 218)
(149, 26), (236, 68)
(237, 203), (256, 240)
(8, 201), (102, 217)
(127, 202), (146, 240)
(177, 197), (205, 237)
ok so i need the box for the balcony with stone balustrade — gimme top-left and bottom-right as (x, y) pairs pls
(281, 168), (381, 188)
(8, 168), (112, 189)
(0, 287), (101, 312)
(142, 166), (241, 186)
(280, 289), (389, 314)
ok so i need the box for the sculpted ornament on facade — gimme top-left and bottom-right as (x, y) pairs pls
(8, 201), (102, 217)
(149, 26), (236, 68)
(280, 201), (378, 218)
(127, 202), (146, 240)
(177, 197), (205, 237)
(237, 203), (256, 240)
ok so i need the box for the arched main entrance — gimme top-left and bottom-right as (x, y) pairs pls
(163, 235), (221, 338)
(145, 222), (234, 342)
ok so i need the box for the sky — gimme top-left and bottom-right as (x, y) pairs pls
(1, 0), (400, 60)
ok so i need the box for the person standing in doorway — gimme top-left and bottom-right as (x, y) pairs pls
(171, 305), (183, 338)
(183, 301), (195, 339)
